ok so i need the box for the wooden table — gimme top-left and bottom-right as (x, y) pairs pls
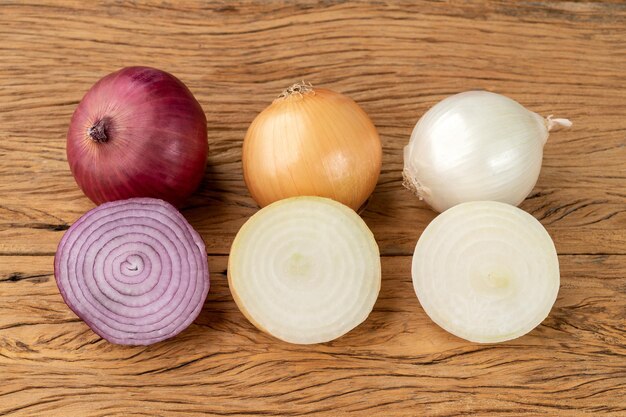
(1, 1), (625, 416)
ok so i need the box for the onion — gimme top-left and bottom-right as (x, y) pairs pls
(54, 198), (210, 345)
(412, 201), (559, 343)
(403, 91), (571, 212)
(242, 82), (382, 212)
(228, 196), (381, 344)
(67, 66), (208, 206)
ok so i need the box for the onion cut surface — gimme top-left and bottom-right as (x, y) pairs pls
(228, 197), (381, 344)
(412, 201), (559, 343)
(54, 198), (209, 345)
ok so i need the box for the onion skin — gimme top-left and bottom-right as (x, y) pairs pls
(67, 67), (208, 206)
(242, 85), (382, 212)
(403, 91), (571, 213)
(54, 198), (210, 345)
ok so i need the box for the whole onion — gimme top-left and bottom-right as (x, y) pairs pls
(243, 82), (382, 212)
(403, 91), (571, 212)
(67, 67), (208, 206)
(54, 198), (210, 345)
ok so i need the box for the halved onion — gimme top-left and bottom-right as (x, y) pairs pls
(412, 201), (559, 343)
(54, 198), (209, 345)
(228, 197), (381, 344)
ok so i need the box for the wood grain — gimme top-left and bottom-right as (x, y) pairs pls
(1, 255), (625, 416)
(1, 1), (625, 416)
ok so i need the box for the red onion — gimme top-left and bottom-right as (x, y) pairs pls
(54, 198), (210, 345)
(67, 67), (207, 206)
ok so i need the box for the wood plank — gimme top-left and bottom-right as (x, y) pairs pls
(0, 255), (624, 416)
(1, 1), (626, 416)
(1, 0), (625, 256)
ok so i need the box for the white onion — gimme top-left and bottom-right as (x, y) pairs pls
(403, 91), (571, 212)
(412, 201), (559, 343)
(228, 197), (381, 344)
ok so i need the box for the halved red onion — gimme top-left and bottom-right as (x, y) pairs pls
(54, 198), (209, 345)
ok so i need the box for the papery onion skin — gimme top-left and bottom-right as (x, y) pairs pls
(67, 67), (208, 206)
(403, 91), (571, 213)
(242, 83), (382, 212)
(54, 198), (210, 345)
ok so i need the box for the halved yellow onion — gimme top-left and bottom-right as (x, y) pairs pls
(228, 196), (381, 344)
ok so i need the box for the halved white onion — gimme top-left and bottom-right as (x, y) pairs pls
(412, 201), (559, 343)
(228, 196), (381, 344)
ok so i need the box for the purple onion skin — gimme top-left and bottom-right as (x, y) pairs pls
(67, 67), (208, 207)
(54, 198), (210, 345)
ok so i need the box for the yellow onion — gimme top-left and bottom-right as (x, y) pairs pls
(242, 83), (382, 211)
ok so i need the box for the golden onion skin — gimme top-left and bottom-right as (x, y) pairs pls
(243, 86), (382, 211)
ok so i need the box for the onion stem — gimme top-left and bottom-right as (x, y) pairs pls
(546, 115), (573, 131)
(276, 81), (314, 101)
(87, 118), (109, 143)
